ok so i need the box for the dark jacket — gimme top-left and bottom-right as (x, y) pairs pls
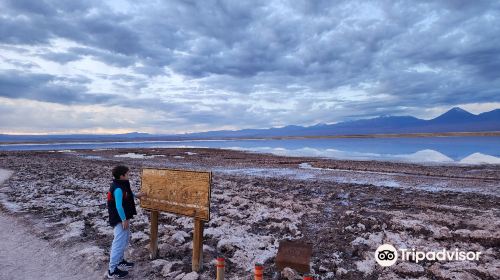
(107, 179), (137, 227)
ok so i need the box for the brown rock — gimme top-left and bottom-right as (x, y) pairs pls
(281, 267), (300, 280)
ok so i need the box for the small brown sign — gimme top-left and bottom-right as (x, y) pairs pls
(276, 240), (313, 273)
(140, 168), (211, 221)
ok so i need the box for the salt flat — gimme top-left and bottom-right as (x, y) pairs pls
(0, 149), (498, 279)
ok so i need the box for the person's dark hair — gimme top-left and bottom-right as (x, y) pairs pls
(112, 165), (129, 180)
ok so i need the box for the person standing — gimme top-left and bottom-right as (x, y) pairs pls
(106, 165), (145, 278)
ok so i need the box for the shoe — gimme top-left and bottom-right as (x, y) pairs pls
(118, 259), (135, 269)
(107, 267), (128, 278)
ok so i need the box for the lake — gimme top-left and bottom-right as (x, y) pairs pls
(1, 136), (499, 165)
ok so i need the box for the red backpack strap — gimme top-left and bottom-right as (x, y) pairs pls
(109, 183), (127, 201)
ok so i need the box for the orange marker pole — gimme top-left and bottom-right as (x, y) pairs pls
(254, 263), (263, 280)
(216, 257), (225, 280)
(304, 275), (314, 280)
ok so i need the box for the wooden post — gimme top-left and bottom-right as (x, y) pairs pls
(216, 257), (225, 280)
(149, 210), (159, 259)
(254, 263), (263, 280)
(192, 218), (204, 272)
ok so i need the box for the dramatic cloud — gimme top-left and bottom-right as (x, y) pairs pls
(0, 0), (499, 133)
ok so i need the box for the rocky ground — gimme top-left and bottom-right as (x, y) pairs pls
(0, 148), (498, 279)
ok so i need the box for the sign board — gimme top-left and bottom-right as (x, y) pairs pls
(275, 240), (313, 273)
(140, 168), (212, 221)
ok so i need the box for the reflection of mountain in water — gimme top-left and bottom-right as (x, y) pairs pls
(231, 146), (500, 165)
(395, 149), (454, 163)
(393, 150), (500, 164)
(459, 153), (500, 164)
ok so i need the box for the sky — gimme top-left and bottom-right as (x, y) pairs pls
(0, 0), (499, 135)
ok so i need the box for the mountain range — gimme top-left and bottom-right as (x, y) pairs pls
(1, 107), (498, 142)
(182, 107), (500, 138)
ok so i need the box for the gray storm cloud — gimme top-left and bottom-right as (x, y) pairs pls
(0, 0), (499, 133)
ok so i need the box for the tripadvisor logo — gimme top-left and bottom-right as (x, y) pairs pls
(375, 244), (482, 267)
(375, 244), (398, 267)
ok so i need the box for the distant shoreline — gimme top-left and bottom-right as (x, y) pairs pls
(0, 131), (499, 145)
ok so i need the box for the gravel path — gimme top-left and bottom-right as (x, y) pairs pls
(0, 169), (102, 280)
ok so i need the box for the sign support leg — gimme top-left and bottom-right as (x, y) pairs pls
(149, 210), (159, 259)
(192, 218), (204, 272)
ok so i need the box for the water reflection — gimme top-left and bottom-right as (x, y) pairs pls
(1, 136), (499, 165)
(226, 146), (500, 165)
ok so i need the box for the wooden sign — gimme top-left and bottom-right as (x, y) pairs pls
(275, 240), (313, 273)
(140, 168), (211, 221)
(140, 168), (211, 272)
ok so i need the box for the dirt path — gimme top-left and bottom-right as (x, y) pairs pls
(0, 169), (102, 280)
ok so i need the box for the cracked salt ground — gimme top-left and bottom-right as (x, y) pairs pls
(216, 167), (317, 180)
(298, 162), (500, 197)
(205, 185), (312, 272)
(0, 149), (498, 279)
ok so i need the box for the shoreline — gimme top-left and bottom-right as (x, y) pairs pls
(0, 131), (499, 145)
